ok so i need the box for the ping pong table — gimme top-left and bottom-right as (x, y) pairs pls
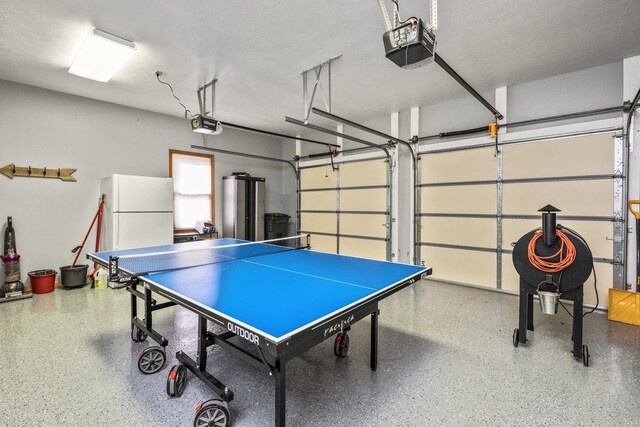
(88, 236), (430, 426)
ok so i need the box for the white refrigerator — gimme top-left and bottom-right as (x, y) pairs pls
(100, 174), (174, 251)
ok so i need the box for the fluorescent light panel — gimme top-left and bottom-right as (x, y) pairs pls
(69, 29), (136, 82)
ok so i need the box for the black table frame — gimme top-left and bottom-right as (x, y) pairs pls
(90, 253), (430, 426)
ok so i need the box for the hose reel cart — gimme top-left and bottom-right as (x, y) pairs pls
(512, 205), (594, 366)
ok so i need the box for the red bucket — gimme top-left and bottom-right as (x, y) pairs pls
(28, 269), (56, 294)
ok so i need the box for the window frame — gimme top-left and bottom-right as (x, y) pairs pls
(169, 149), (215, 233)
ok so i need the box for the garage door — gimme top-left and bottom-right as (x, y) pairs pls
(417, 131), (623, 308)
(299, 157), (391, 260)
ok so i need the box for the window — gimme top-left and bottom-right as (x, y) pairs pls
(169, 150), (214, 231)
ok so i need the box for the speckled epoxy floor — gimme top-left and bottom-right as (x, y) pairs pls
(1, 280), (639, 426)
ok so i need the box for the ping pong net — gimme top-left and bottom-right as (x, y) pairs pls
(108, 235), (310, 278)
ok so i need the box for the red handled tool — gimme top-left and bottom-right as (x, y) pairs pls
(71, 194), (105, 277)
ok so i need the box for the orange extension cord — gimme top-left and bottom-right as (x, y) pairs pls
(528, 229), (576, 273)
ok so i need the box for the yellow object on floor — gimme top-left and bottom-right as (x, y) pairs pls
(608, 288), (640, 326)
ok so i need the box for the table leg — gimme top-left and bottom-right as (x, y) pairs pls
(527, 293), (534, 331)
(371, 309), (378, 371)
(144, 286), (153, 332)
(518, 283), (528, 344)
(275, 357), (286, 427)
(130, 282), (137, 328)
(197, 316), (208, 371)
(572, 296), (583, 358)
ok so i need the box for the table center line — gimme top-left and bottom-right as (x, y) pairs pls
(239, 259), (378, 291)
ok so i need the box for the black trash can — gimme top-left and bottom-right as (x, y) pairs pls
(265, 213), (291, 245)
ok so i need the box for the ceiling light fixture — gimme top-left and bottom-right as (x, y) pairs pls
(68, 29), (136, 82)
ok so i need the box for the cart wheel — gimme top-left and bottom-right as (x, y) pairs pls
(194, 399), (230, 427)
(582, 344), (589, 367)
(132, 326), (147, 343)
(138, 346), (166, 374)
(334, 332), (343, 356)
(166, 365), (188, 397)
(512, 329), (519, 347)
(334, 332), (349, 357)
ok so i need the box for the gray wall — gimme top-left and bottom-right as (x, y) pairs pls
(0, 80), (285, 281)
(419, 90), (496, 137)
(508, 61), (623, 124)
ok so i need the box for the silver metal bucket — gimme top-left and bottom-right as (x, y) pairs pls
(537, 283), (561, 315)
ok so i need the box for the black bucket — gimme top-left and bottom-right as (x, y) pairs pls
(59, 265), (88, 289)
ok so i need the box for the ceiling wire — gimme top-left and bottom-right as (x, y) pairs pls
(155, 73), (195, 119)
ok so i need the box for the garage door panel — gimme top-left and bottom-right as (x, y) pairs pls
(341, 214), (387, 238)
(502, 261), (609, 308)
(503, 219), (612, 260)
(340, 188), (387, 211)
(421, 185), (495, 214)
(340, 159), (387, 186)
(300, 166), (337, 189)
(421, 217), (496, 248)
(422, 246), (496, 288)
(339, 238), (386, 261)
(585, 263), (611, 308)
(421, 147), (496, 183)
(503, 133), (615, 178)
(503, 181), (613, 216)
(309, 234), (337, 254)
(301, 191), (336, 210)
(301, 213), (336, 234)
(501, 262), (521, 293)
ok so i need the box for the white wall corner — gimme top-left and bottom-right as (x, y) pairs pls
(410, 107), (420, 139)
(295, 135), (301, 158)
(495, 86), (508, 134)
(336, 125), (344, 154)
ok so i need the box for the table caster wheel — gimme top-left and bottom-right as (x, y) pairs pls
(131, 326), (147, 343)
(166, 365), (188, 397)
(582, 344), (589, 367)
(334, 332), (349, 357)
(194, 399), (230, 427)
(138, 346), (166, 374)
(512, 328), (519, 347)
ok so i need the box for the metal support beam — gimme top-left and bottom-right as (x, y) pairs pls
(285, 117), (390, 156)
(416, 106), (623, 142)
(390, 112), (399, 262)
(614, 134), (626, 288)
(220, 121), (338, 148)
(410, 108), (420, 265)
(302, 55), (342, 122)
(496, 142), (503, 289)
(191, 145), (298, 177)
(312, 108), (406, 146)
(197, 79), (217, 118)
(433, 53), (503, 120)
(418, 127), (623, 155)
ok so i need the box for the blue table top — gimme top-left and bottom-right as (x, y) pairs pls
(91, 239), (427, 342)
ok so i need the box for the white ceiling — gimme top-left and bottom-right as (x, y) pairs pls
(1, 0), (639, 137)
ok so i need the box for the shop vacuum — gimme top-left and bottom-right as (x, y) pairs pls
(511, 205), (595, 366)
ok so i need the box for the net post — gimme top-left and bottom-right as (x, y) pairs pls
(306, 234), (311, 249)
(108, 256), (119, 280)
